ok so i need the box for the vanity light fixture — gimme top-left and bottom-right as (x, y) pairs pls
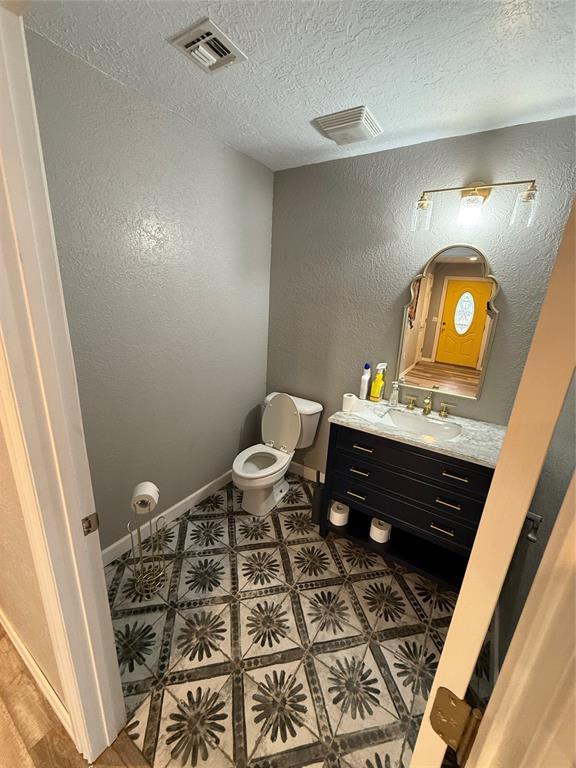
(412, 179), (538, 230)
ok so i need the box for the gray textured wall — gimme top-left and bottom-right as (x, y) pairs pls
(268, 117), (575, 471)
(27, 32), (274, 549)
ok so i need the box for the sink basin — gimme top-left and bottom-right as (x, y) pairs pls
(381, 409), (462, 441)
(349, 402), (462, 442)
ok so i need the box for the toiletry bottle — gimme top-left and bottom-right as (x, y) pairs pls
(389, 380), (399, 407)
(369, 363), (387, 402)
(380, 363), (388, 401)
(359, 363), (371, 400)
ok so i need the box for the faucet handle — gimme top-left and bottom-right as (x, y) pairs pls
(405, 396), (417, 411)
(439, 402), (456, 418)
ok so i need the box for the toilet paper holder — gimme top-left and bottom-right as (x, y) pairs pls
(128, 482), (167, 599)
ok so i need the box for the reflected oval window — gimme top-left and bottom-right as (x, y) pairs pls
(454, 291), (475, 335)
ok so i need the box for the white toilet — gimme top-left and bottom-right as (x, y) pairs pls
(232, 392), (323, 516)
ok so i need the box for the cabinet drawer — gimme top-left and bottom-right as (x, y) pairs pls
(332, 474), (477, 553)
(334, 453), (483, 525)
(335, 426), (493, 498)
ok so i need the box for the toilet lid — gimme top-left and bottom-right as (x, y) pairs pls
(262, 393), (301, 453)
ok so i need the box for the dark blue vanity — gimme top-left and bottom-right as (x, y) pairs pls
(320, 422), (496, 587)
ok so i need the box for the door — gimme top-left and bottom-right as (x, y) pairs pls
(411, 205), (574, 767)
(436, 280), (493, 367)
(0, 6), (125, 761)
(467, 474), (574, 768)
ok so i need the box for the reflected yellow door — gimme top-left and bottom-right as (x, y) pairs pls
(436, 279), (492, 368)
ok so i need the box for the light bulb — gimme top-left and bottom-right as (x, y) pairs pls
(458, 192), (484, 226)
(411, 194), (433, 231)
(510, 184), (538, 227)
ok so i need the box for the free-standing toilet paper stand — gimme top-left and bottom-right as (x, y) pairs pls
(128, 482), (167, 599)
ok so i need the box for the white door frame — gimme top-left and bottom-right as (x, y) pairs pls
(0, 5), (125, 761)
(412, 203), (575, 766)
(414, 272), (434, 363)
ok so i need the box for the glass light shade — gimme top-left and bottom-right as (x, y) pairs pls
(458, 193), (484, 226)
(510, 187), (538, 227)
(411, 196), (433, 231)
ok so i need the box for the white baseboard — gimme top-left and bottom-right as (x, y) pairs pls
(0, 607), (72, 738)
(101, 470), (232, 566)
(290, 461), (325, 484)
(102, 465), (323, 566)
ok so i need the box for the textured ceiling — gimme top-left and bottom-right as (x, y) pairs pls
(25, 0), (575, 170)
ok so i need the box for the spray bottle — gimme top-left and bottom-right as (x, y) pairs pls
(369, 363), (387, 402)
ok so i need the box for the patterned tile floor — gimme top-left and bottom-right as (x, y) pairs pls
(104, 475), (462, 768)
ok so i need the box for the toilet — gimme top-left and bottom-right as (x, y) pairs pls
(232, 392), (323, 516)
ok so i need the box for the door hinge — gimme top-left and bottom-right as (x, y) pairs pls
(82, 512), (99, 536)
(430, 686), (483, 767)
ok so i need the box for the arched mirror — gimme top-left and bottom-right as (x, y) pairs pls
(396, 245), (499, 399)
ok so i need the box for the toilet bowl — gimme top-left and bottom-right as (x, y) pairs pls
(232, 392), (323, 516)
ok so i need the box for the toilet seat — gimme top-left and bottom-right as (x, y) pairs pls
(232, 443), (291, 482)
(233, 394), (300, 486)
(261, 393), (301, 452)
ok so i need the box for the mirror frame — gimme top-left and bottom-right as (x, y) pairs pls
(396, 243), (500, 400)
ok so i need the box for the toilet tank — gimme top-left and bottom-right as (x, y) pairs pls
(264, 393), (323, 449)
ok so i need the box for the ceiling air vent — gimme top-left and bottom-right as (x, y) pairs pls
(314, 106), (382, 145)
(169, 18), (246, 74)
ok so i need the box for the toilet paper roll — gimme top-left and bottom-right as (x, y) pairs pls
(370, 518), (391, 543)
(329, 501), (349, 526)
(342, 393), (357, 413)
(131, 481), (160, 515)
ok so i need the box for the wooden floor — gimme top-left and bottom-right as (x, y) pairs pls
(403, 359), (481, 398)
(0, 624), (148, 768)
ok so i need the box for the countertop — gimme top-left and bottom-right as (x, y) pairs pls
(329, 400), (506, 468)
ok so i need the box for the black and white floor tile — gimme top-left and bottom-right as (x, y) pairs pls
(104, 475), (460, 768)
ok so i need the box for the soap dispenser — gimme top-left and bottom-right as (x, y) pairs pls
(389, 381), (400, 407)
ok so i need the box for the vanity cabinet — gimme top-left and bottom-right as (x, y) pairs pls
(320, 423), (495, 584)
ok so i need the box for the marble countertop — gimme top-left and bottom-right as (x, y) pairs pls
(329, 400), (506, 468)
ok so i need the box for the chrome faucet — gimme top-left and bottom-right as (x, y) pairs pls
(422, 393), (433, 416)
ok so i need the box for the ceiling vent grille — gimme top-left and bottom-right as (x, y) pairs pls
(314, 106), (383, 145)
(169, 18), (246, 74)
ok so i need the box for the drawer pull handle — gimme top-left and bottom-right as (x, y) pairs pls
(346, 490), (366, 501)
(353, 443), (374, 454)
(350, 467), (370, 477)
(430, 522), (455, 537)
(435, 497), (462, 512)
(442, 470), (469, 484)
